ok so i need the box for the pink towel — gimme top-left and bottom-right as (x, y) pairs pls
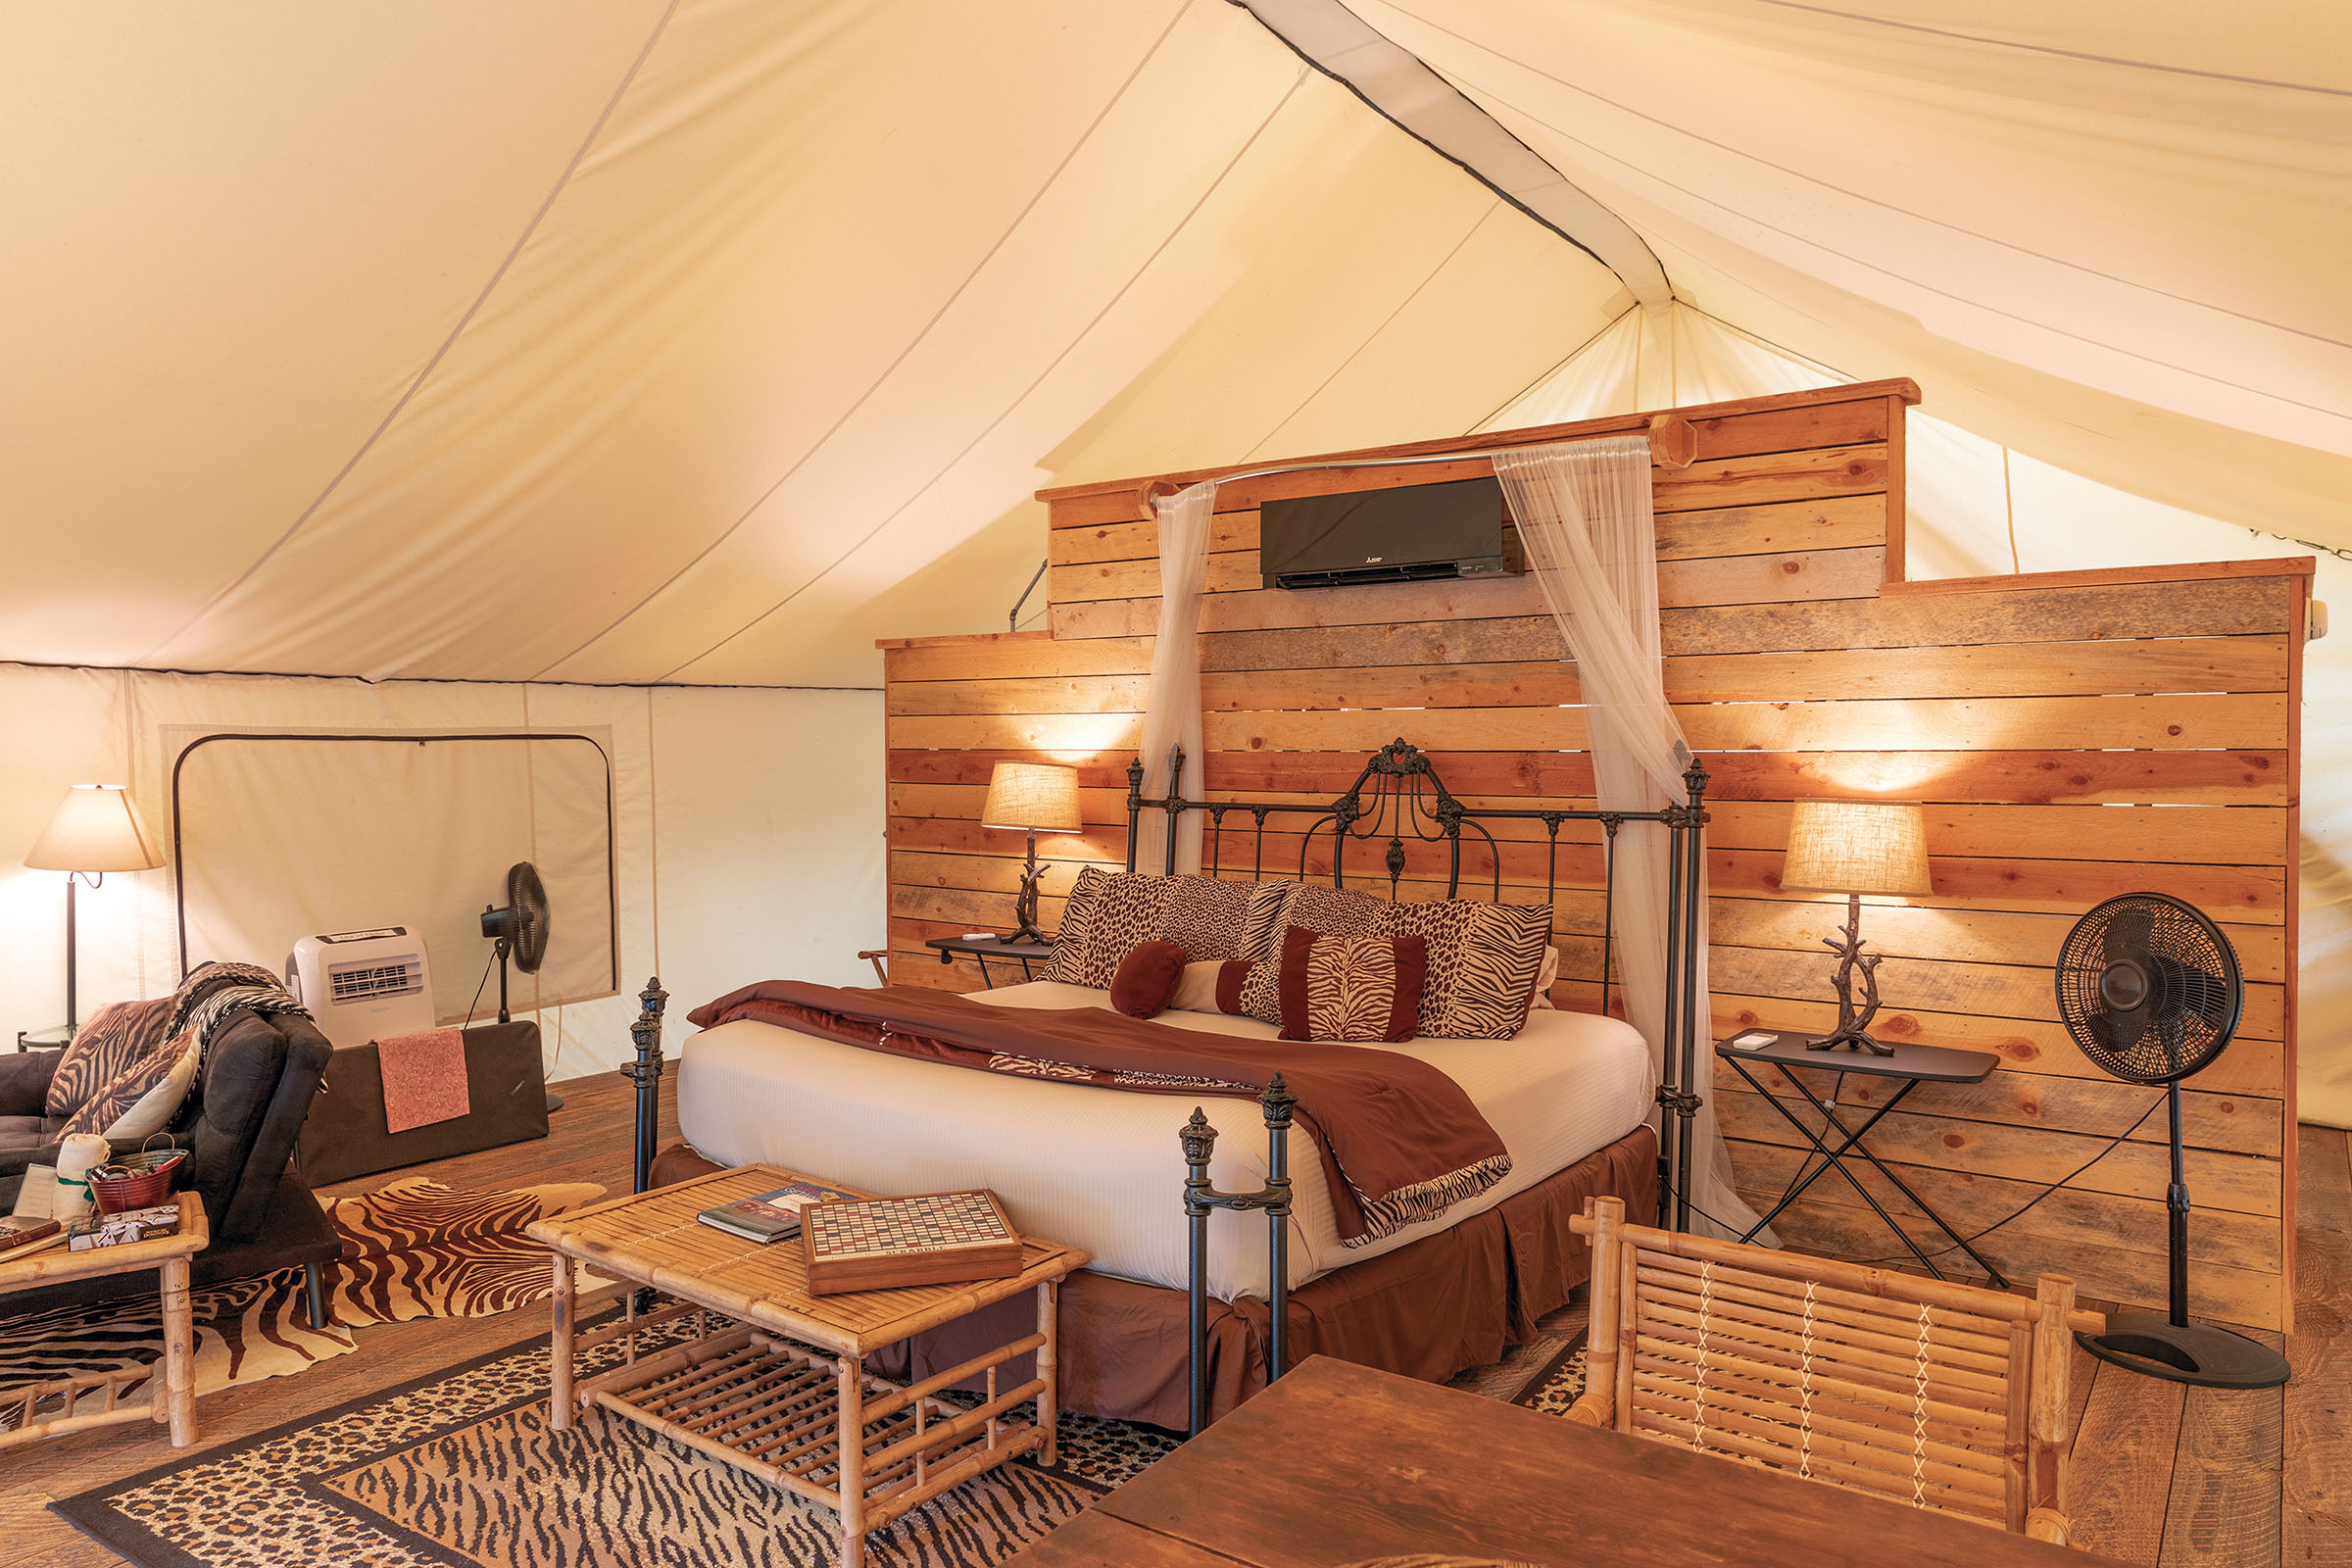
(377, 1028), (470, 1134)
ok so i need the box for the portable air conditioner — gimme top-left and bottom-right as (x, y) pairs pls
(285, 927), (436, 1049)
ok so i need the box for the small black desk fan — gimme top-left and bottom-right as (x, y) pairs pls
(2053, 892), (2289, 1389)
(480, 860), (560, 1113)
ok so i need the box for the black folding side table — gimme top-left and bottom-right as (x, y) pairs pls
(924, 933), (1053, 989)
(1717, 1030), (2010, 1287)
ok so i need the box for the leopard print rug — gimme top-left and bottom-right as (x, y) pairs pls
(52, 1295), (1591, 1568)
(1, 1176), (602, 1433)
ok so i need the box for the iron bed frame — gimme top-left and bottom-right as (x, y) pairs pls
(612, 737), (1709, 1438)
(1133, 737), (1709, 1434)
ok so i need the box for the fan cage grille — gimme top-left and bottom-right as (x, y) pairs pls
(2053, 894), (2241, 1083)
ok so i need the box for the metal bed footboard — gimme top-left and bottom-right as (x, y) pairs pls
(1136, 737), (1710, 1435)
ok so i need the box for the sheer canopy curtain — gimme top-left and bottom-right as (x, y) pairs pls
(1133, 479), (1216, 874)
(1491, 437), (1767, 1244)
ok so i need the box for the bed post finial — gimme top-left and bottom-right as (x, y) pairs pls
(626, 977), (669, 1195)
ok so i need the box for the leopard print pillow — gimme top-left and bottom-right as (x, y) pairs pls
(1047, 871), (1290, 990)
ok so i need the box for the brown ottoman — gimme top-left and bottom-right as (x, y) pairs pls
(296, 1021), (549, 1185)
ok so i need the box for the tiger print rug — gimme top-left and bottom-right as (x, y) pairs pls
(48, 1294), (1592, 1568)
(1, 1176), (603, 1433)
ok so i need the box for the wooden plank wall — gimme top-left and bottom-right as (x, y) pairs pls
(879, 380), (2307, 1331)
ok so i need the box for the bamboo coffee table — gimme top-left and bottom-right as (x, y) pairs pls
(526, 1164), (1088, 1568)
(0, 1191), (209, 1450)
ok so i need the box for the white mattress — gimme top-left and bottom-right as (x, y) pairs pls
(675, 982), (1654, 1301)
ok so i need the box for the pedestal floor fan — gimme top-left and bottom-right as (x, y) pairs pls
(480, 860), (562, 1114)
(2054, 892), (2289, 1389)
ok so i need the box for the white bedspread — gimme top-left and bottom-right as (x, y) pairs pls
(674, 981), (1654, 1301)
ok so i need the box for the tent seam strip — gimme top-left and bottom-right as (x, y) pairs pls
(657, 65), (1319, 681)
(134, 0), (689, 671)
(534, 0), (1202, 683)
(1225, 0), (1666, 298)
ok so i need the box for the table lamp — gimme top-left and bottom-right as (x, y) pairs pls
(25, 784), (165, 1033)
(982, 762), (1081, 945)
(1781, 799), (1931, 1054)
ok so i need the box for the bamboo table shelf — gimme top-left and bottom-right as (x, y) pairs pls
(526, 1164), (1088, 1568)
(0, 1191), (209, 1450)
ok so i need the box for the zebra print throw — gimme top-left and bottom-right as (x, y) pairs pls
(0, 1177), (601, 1435)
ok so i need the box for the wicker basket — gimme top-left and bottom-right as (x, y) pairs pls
(90, 1142), (187, 1215)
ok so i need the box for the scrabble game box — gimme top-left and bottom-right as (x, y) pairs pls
(800, 1189), (1021, 1295)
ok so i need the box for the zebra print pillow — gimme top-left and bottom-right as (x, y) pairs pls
(45, 996), (175, 1119)
(1276, 926), (1427, 1043)
(1376, 899), (1553, 1040)
(59, 1026), (201, 1141)
(1238, 882), (1385, 1025)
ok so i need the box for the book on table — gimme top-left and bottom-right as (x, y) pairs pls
(0, 1214), (63, 1260)
(802, 1189), (1023, 1295)
(696, 1178), (861, 1245)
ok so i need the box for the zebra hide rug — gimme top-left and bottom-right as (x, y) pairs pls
(0, 1176), (602, 1432)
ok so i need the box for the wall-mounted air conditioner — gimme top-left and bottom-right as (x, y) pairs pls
(1259, 475), (1520, 589)
(286, 927), (435, 1049)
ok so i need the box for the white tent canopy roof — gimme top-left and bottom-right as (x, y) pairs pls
(4, 0), (2344, 689)
(3, 3), (2345, 1119)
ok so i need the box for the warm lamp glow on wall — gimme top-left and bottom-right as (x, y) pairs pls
(1781, 799), (1931, 1054)
(25, 784), (165, 1032)
(983, 762), (1080, 945)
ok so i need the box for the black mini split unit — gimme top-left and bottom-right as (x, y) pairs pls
(1258, 475), (1519, 590)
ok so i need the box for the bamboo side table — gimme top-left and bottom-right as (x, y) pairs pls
(0, 1192), (210, 1449)
(527, 1164), (1087, 1568)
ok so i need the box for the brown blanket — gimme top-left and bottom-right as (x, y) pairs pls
(687, 982), (1512, 1248)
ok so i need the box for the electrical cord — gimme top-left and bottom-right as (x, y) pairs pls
(1837, 1090), (2165, 1270)
(1658, 1088), (2167, 1275)
(461, 946), (497, 1033)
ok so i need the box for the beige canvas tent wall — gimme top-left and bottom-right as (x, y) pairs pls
(1, 1), (2341, 1112)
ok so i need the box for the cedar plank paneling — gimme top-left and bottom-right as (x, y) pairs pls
(879, 385), (2302, 1330)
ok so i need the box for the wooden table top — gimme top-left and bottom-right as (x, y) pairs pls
(1007, 1356), (2121, 1568)
(1718, 1029), (2000, 1083)
(525, 1163), (1088, 1357)
(0, 1192), (207, 1293)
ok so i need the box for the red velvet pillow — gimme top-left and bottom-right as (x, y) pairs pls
(1109, 940), (1189, 1018)
(1275, 925), (1427, 1043)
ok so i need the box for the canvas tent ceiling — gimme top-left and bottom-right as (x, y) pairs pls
(1, 1), (2344, 1114)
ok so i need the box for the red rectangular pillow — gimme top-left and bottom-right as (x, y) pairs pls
(1275, 925), (1427, 1044)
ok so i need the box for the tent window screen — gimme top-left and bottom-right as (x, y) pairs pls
(172, 732), (618, 1022)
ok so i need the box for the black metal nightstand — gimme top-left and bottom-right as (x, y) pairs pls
(15, 1025), (73, 1052)
(924, 934), (1054, 989)
(1718, 1028), (2009, 1286)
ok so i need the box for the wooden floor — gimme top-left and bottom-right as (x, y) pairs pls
(2, 1072), (2345, 1566)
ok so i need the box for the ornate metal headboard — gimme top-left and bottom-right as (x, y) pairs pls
(1126, 737), (1711, 1228)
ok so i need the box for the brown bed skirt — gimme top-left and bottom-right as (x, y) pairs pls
(647, 1122), (1656, 1430)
